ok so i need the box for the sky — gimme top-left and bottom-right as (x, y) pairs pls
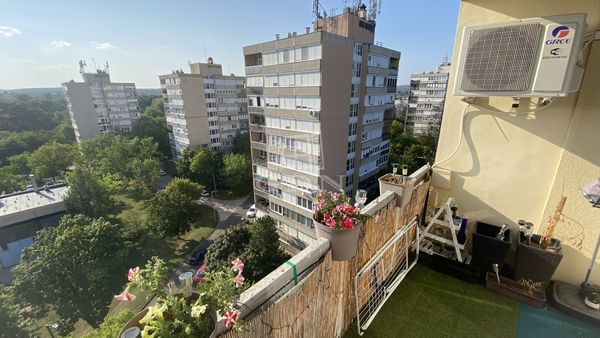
(0, 0), (460, 89)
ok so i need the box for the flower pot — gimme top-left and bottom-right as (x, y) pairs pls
(486, 272), (546, 308)
(378, 173), (414, 207)
(470, 222), (512, 282)
(314, 219), (362, 261)
(118, 292), (216, 338)
(515, 233), (563, 289)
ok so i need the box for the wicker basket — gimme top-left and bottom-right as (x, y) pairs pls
(515, 233), (562, 289)
(471, 222), (512, 281)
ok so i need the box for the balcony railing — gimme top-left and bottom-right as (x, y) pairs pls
(249, 123), (264, 132)
(250, 141), (267, 151)
(218, 165), (432, 338)
(248, 106), (264, 114)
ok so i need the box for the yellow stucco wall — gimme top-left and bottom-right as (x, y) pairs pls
(431, 0), (600, 285)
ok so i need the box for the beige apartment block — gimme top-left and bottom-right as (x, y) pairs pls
(62, 69), (140, 142)
(244, 8), (400, 252)
(159, 58), (248, 159)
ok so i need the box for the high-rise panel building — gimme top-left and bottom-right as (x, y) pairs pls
(404, 63), (450, 135)
(243, 8), (399, 252)
(62, 68), (140, 142)
(159, 58), (248, 159)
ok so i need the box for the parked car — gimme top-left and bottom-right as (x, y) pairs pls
(185, 248), (206, 267)
(246, 204), (257, 218)
(159, 170), (167, 176)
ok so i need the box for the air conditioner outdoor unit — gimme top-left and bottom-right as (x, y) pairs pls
(453, 14), (586, 97)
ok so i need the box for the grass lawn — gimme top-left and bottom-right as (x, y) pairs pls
(344, 264), (519, 338)
(31, 195), (218, 337)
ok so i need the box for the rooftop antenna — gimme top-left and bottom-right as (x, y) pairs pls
(105, 61), (110, 74)
(91, 58), (98, 71)
(203, 40), (207, 62)
(368, 0), (382, 21)
(78, 60), (87, 74)
(441, 53), (449, 66)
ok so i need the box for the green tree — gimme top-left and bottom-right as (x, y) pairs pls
(79, 134), (161, 195)
(145, 179), (203, 237)
(63, 166), (116, 218)
(131, 115), (171, 158)
(232, 132), (251, 156)
(12, 215), (127, 332)
(223, 153), (252, 195)
(189, 147), (222, 189)
(0, 167), (22, 193)
(53, 123), (76, 144)
(205, 217), (289, 282)
(0, 130), (52, 165)
(243, 217), (289, 281)
(28, 142), (76, 180)
(0, 286), (28, 338)
(205, 224), (250, 272)
(176, 147), (196, 179)
(7, 152), (30, 175)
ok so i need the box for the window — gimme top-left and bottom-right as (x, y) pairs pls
(347, 140), (356, 154)
(353, 62), (362, 77)
(350, 104), (358, 117)
(278, 49), (294, 64)
(295, 72), (320, 86)
(346, 158), (355, 171)
(354, 44), (362, 56)
(279, 73), (294, 87)
(294, 45), (321, 61)
(351, 84), (359, 98)
(263, 52), (277, 65)
(264, 75), (278, 87)
(247, 76), (263, 87)
(348, 122), (357, 136)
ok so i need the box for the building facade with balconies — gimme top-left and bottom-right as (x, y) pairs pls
(243, 8), (399, 252)
(159, 58), (248, 160)
(405, 63), (450, 135)
(62, 69), (140, 142)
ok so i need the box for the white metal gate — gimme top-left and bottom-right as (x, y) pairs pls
(354, 218), (419, 336)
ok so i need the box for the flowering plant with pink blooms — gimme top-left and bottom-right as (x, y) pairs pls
(118, 256), (247, 336)
(313, 190), (370, 230)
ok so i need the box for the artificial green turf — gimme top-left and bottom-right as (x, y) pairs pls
(345, 264), (519, 338)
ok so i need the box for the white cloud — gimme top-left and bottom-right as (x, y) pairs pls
(51, 40), (72, 48)
(94, 42), (118, 50)
(0, 26), (21, 37)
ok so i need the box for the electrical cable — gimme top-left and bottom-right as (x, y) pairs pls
(431, 103), (471, 169)
(431, 97), (555, 169)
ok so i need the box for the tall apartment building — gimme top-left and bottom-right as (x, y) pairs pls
(62, 68), (140, 142)
(243, 8), (399, 252)
(159, 59), (248, 159)
(404, 63), (450, 135)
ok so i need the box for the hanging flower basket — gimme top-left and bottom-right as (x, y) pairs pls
(313, 191), (369, 261)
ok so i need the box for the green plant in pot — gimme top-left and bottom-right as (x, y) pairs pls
(116, 257), (247, 337)
(313, 190), (371, 261)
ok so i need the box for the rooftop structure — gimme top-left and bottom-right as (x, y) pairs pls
(0, 184), (69, 227)
(159, 58), (248, 159)
(62, 64), (141, 142)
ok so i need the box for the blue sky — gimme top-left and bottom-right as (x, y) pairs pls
(0, 0), (460, 89)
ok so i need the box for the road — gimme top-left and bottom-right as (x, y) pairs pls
(168, 194), (254, 284)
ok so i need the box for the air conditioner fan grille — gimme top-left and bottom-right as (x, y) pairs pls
(461, 23), (543, 92)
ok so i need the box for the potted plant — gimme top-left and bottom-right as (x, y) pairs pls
(379, 163), (414, 207)
(471, 222), (512, 282)
(313, 190), (370, 261)
(117, 257), (247, 337)
(515, 232), (563, 289)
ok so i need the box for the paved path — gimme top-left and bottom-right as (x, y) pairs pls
(169, 195), (253, 283)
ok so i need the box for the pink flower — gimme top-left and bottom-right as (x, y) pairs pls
(331, 192), (340, 200)
(323, 214), (331, 221)
(326, 219), (336, 229)
(336, 204), (346, 213)
(223, 309), (239, 328)
(127, 267), (140, 282)
(235, 273), (245, 288)
(231, 258), (244, 274)
(114, 288), (136, 302)
(341, 218), (354, 229)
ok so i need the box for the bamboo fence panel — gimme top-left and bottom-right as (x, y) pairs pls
(223, 177), (430, 338)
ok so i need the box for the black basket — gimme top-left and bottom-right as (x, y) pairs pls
(515, 233), (563, 289)
(470, 222), (512, 281)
